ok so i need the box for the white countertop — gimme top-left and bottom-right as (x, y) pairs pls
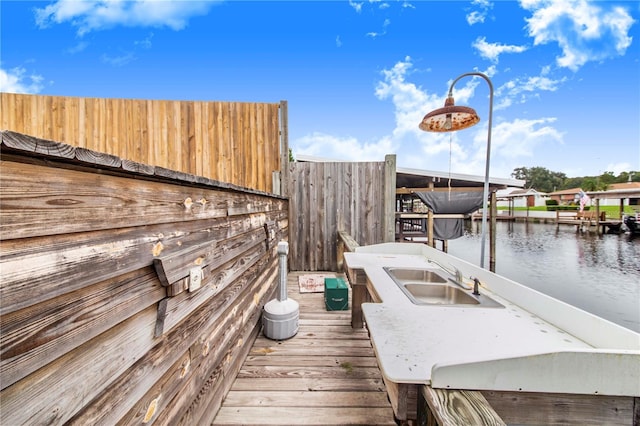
(345, 243), (640, 396)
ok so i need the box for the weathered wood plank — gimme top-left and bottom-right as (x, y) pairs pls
(482, 390), (635, 426)
(422, 386), (506, 426)
(65, 255), (275, 425)
(155, 226), (266, 293)
(384, 377), (411, 421)
(1, 129), (75, 158)
(230, 377), (386, 392)
(212, 271), (395, 425)
(296, 318), (352, 326)
(75, 146), (122, 167)
(121, 158), (155, 175)
(337, 230), (360, 271)
(157, 264), (278, 425)
(272, 329), (371, 341)
(213, 407), (396, 425)
(221, 390), (391, 408)
(66, 256), (277, 425)
(0, 306), (158, 425)
(0, 194), (285, 315)
(236, 365), (382, 380)
(156, 241), (267, 335)
(1, 95), (282, 192)
(248, 345), (376, 357)
(0, 160), (223, 239)
(252, 337), (372, 348)
(287, 161), (387, 270)
(383, 154), (397, 242)
(0, 267), (163, 390)
(188, 310), (263, 425)
(242, 355), (379, 368)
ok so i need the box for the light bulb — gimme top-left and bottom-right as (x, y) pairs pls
(444, 114), (452, 130)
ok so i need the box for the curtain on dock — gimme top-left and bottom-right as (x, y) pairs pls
(414, 191), (484, 240)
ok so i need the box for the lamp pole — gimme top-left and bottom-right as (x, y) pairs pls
(421, 72), (494, 269)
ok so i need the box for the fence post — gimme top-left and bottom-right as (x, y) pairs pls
(384, 154), (397, 243)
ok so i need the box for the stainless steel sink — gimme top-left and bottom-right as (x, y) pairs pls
(384, 267), (448, 283)
(403, 283), (479, 305)
(384, 267), (504, 308)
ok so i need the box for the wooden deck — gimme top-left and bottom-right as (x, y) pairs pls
(212, 271), (397, 425)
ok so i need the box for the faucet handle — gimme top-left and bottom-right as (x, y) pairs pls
(471, 277), (482, 296)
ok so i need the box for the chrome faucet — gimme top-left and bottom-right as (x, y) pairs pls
(427, 259), (470, 289)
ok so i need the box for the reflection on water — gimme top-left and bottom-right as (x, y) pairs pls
(447, 221), (640, 333)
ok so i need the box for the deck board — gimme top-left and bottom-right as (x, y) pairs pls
(212, 272), (396, 425)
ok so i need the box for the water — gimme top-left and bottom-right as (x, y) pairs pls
(447, 221), (640, 333)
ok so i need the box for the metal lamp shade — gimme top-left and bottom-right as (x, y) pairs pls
(419, 96), (480, 132)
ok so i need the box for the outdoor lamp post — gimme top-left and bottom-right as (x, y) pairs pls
(419, 72), (494, 269)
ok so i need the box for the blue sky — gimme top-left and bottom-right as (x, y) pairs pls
(1, 0), (638, 179)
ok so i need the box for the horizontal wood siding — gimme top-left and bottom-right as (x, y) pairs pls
(288, 161), (387, 271)
(0, 133), (288, 425)
(0, 93), (282, 193)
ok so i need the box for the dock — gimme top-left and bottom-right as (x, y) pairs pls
(470, 210), (623, 233)
(212, 271), (396, 425)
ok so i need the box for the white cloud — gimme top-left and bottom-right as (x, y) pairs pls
(35, 0), (220, 36)
(349, 0), (363, 13)
(605, 162), (632, 176)
(473, 37), (528, 63)
(135, 33), (154, 49)
(336, 36), (343, 48)
(0, 66), (46, 94)
(466, 0), (493, 25)
(292, 57), (566, 178)
(465, 117), (565, 178)
(467, 12), (485, 25)
(101, 52), (136, 67)
(521, 0), (635, 71)
(294, 132), (395, 162)
(495, 72), (566, 110)
(366, 18), (390, 38)
(66, 41), (89, 54)
(490, 117), (564, 159)
(402, 1), (415, 10)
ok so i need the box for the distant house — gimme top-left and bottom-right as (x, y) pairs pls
(496, 187), (549, 208)
(587, 182), (640, 208)
(548, 187), (583, 205)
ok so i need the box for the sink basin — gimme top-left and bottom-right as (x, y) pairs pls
(403, 283), (479, 305)
(384, 267), (447, 283)
(384, 267), (505, 308)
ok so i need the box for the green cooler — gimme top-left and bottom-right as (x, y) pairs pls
(324, 277), (348, 311)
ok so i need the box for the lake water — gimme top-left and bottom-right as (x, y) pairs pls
(446, 221), (640, 333)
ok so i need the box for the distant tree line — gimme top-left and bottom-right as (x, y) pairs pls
(511, 167), (639, 193)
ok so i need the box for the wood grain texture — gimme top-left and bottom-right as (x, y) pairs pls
(0, 267), (163, 390)
(288, 161), (387, 271)
(212, 272), (396, 425)
(482, 390), (636, 426)
(0, 158), (286, 315)
(1, 129), (75, 158)
(1, 149), (288, 425)
(68, 258), (278, 426)
(422, 386), (506, 426)
(1, 94), (282, 192)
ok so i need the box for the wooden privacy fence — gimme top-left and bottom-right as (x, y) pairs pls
(0, 130), (288, 425)
(288, 156), (396, 271)
(0, 92), (287, 193)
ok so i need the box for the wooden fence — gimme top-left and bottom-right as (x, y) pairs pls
(0, 93), (286, 193)
(0, 131), (288, 425)
(287, 156), (396, 271)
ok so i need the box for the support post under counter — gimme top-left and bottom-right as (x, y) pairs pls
(347, 266), (367, 329)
